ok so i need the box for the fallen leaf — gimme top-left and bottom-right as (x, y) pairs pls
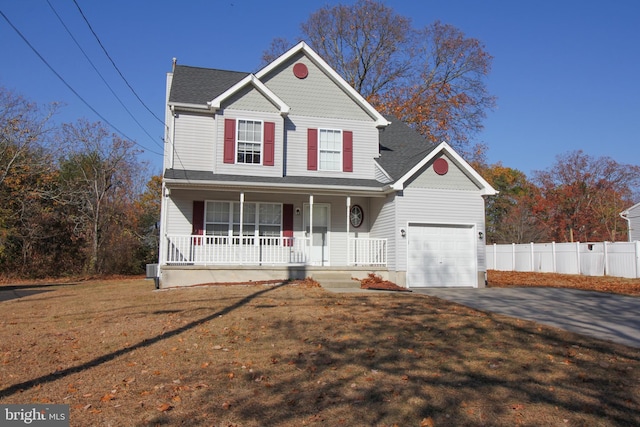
(157, 403), (173, 412)
(100, 393), (115, 402)
(420, 417), (434, 427)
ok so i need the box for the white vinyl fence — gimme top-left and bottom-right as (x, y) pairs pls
(486, 241), (640, 279)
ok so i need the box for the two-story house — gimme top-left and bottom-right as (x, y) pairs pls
(158, 41), (496, 289)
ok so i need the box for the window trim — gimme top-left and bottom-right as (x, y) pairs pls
(235, 118), (263, 165)
(204, 201), (283, 241)
(318, 128), (343, 172)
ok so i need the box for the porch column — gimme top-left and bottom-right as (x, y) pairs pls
(346, 196), (351, 265)
(158, 182), (169, 267)
(239, 192), (244, 264)
(309, 194), (313, 263)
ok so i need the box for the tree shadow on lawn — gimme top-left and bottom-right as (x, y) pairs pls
(0, 282), (75, 303)
(0, 282), (288, 400)
(143, 292), (640, 427)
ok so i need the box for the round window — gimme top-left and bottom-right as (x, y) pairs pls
(350, 205), (364, 228)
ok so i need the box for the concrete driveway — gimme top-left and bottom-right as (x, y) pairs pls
(412, 287), (640, 349)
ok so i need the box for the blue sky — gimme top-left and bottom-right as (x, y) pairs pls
(1, 0), (639, 178)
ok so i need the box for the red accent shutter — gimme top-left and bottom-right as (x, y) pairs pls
(283, 204), (294, 247)
(192, 200), (205, 245)
(343, 130), (353, 172)
(223, 119), (236, 164)
(263, 122), (275, 166)
(307, 128), (318, 170)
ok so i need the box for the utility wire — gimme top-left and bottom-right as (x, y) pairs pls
(72, 0), (165, 126)
(46, 0), (163, 151)
(0, 9), (163, 157)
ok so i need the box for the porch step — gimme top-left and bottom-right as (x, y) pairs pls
(313, 271), (360, 289)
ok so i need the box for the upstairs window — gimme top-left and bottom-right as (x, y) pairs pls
(307, 128), (353, 172)
(236, 119), (262, 164)
(224, 119), (275, 166)
(319, 129), (342, 171)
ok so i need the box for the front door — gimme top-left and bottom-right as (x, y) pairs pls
(304, 204), (330, 265)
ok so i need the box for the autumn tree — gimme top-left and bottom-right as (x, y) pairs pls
(479, 163), (548, 243)
(57, 119), (145, 274)
(134, 174), (162, 268)
(262, 0), (495, 155)
(0, 87), (77, 277)
(534, 150), (640, 242)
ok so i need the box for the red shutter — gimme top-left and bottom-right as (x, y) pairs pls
(192, 200), (205, 245)
(307, 128), (318, 171)
(283, 204), (294, 247)
(223, 119), (236, 164)
(343, 130), (353, 172)
(263, 122), (275, 166)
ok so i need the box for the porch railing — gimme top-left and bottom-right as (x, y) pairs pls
(163, 235), (387, 267)
(165, 235), (309, 265)
(348, 237), (387, 266)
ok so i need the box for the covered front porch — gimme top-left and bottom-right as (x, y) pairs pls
(157, 181), (392, 287)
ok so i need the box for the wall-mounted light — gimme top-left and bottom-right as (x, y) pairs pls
(400, 228), (406, 237)
(295, 208), (301, 216)
(478, 231), (484, 240)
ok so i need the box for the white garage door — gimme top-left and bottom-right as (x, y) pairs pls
(407, 224), (476, 288)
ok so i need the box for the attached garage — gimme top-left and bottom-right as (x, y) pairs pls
(406, 223), (477, 288)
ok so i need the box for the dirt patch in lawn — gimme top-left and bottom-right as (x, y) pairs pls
(1, 277), (639, 426)
(488, 270), (640, 296)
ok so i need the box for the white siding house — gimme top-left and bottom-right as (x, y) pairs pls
(157, 42), (497, 288)
(621, 202), (640, 242)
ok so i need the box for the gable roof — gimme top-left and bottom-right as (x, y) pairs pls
(376, 117), (439, 181)
(621, 202), (640, 217)
(256, 42), (390, 128)
(377, 118), (497, 195)
(208, 74), (290, 115)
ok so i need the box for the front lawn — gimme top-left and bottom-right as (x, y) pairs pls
(1, 278), (638, 426)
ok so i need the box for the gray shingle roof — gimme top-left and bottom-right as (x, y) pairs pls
(169, 65), (249, 105)
(376, 117), (439, 181)
(167, 64), (438, 186)
(164, 169), (386, 190)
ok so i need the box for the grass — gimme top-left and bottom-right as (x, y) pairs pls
(1, 275), (639, 426)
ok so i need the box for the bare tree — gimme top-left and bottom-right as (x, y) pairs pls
(262, 0), (495, 154)
(0, 87), (58, 189)
(57, 119), (143, 273)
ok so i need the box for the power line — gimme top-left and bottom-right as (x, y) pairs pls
(0, 9), (163, 157)
(46, 0), (164, 152)
(72, 0), (165, 126)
